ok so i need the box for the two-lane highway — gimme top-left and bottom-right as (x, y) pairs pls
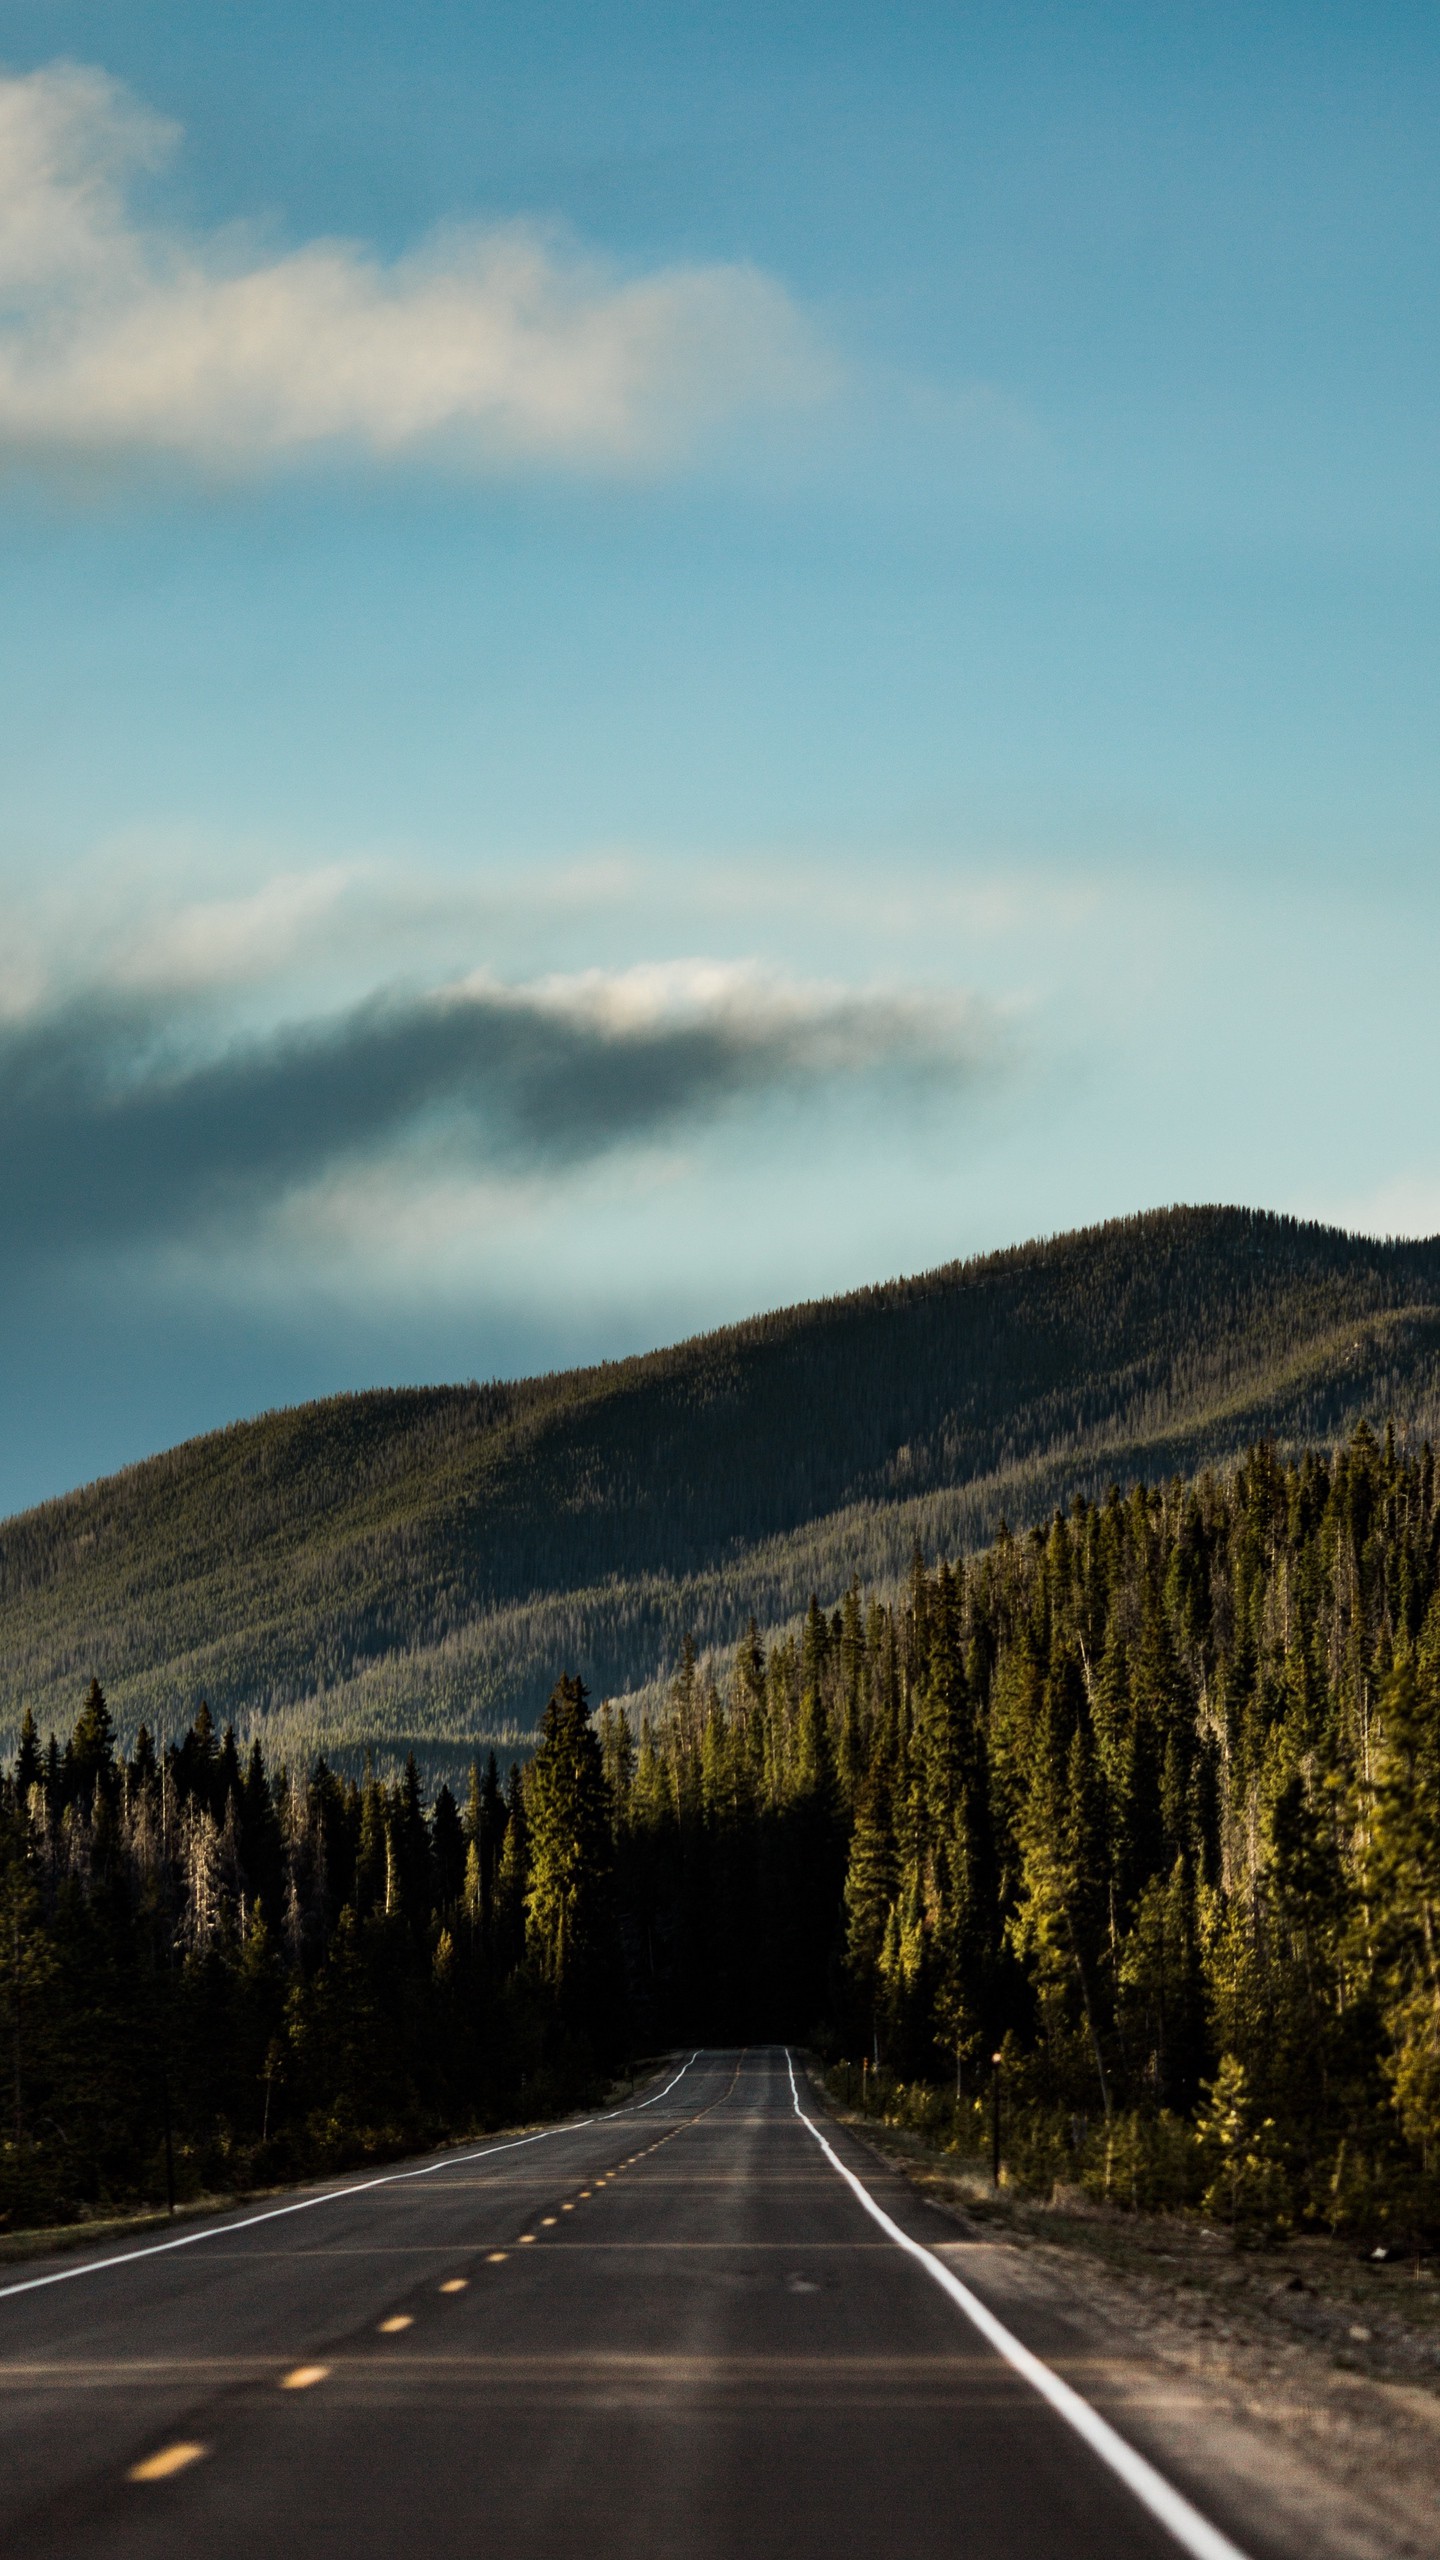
(0, 2050), (1270, 2559)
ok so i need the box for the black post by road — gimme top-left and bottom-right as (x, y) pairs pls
(148, 1892), (178, 2219)
(160, 2056), (176, 2217)
(990, 2050), (1003, 2189)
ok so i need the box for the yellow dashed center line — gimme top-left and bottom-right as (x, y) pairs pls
(120, 2060), (744, 2498)
(129, 2442), (207, 2482)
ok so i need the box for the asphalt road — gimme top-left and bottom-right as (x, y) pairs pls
(0, 2048), (1274, 2560)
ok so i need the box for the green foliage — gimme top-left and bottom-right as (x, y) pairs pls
(630, 1418), (1440, 2243)
(9, 1398), (1440, 2251)
(524, 1676), (618, 2047)
(0, 1685), (623, 2230)
(1196, 2058), (1293, 2243)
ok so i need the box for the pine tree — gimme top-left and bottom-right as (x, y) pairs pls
(355, 1759), (388, 1915)
(431, 1784), (466, 1914)
(525, 1679), (619, 2050)
(69, 1679), (117, 1807)
(1367, 1646), (1440, 2152)
(0, 1809), (54, 2144)
(13, 1711), (40, 1804)
(844, 1766), (896, 2049)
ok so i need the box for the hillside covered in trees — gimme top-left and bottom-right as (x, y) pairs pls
(4, 1419), (1440, 2245)
(3, 1206), (1440, 1771)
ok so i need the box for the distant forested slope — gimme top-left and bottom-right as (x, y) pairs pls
(4, 1204), (1440, 1766)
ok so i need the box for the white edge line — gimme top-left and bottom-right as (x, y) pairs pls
(0, 2051), (701, 2305)
(784, 2051), (1252, 2560)
(632, 2050), (701, 2109)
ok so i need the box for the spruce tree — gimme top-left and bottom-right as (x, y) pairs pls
(525, 1678), (619, 2050)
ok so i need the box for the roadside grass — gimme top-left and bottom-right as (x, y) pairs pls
(0, 2055), (676, 2269)
(813, 2078), (1440, 2393)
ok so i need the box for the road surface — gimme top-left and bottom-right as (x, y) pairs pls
(0, 2048), (1278, 2559)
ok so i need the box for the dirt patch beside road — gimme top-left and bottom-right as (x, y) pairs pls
(828, 2105), (1440, 2560)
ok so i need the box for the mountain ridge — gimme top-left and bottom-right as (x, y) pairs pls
(5, 1202), (1440, 1768)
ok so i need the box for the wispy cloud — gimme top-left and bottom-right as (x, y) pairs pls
(0, 62), (830, 474)
(105, 866), (367, 993)
(0, 958), (993, 1260)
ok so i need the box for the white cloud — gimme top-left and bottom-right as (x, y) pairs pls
(0, 855), (380, 1021)
(108, 866), (368, 991)
(445, 957), (994, 1090)
(0, 846), (654, 1027)
(0, 61), (830, 473)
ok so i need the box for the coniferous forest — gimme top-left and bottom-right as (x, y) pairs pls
(5, 1206), (1440, 1770)
(5, 1419), (1440, 2249)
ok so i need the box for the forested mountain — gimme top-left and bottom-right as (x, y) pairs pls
(3, 1205), (1440, 1769)
(6, 1421), (1440, 2245)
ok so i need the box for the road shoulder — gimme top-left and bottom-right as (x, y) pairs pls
(813, 2096), (1440, 2560)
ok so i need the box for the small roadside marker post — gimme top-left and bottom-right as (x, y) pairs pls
(990, 2052), (1003, 2190)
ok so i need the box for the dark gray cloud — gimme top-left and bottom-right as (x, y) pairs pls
(0, 970), (985, 1259)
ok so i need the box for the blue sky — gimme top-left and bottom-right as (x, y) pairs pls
(0, 2), (1437, 1512)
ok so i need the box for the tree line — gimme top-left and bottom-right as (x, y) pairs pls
(3, 1419), (1440, 2243)
(7, 1205), (1440, 1765)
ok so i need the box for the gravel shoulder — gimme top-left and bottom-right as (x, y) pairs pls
(823, 2101), (1440, 2560)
